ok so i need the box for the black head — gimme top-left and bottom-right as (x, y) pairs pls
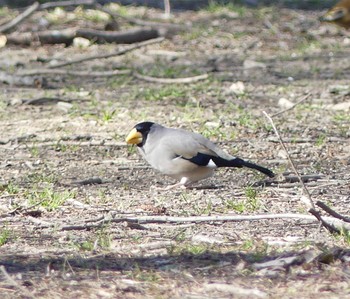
(126, 121), (155, 147)
(134, 122), (155, 134)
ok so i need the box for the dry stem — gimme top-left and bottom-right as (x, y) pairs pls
(263, 111), (314, 209)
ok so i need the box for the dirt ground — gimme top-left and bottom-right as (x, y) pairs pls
(0, 4), (350, 299)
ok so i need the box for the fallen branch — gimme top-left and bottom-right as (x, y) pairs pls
(0, 2), (40, 34)
(262, 111), (349, 236)
(6, 28), (77, 46)
(267, 136), (345, 143)
(316, 201), (350, 223)
(40, 0), (95, 10)
(263, 111), (315, 209)
(308, 209), (340, 234)
(78, 27), (159, 44)
(33, 213), (350, 231)
(6, 27), (160, 46)
(16, 69), (131, 77)
(134, 72), (209, 84)
(271, 93), (311, 117)
(48, 36), (164, 68)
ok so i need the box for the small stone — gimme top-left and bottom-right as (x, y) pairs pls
(329, 84), (350, 95)
(243, 59), (266, 69)
(72, 37), (91, 48)
(278, 98), (294, 109)
(227, 81), (245, 95)
(57, 101), (73, 112)
(205, 121), (220, 128)
(277, 149), (287, 159)
(10, 98), (23, 106)
(331, 102), (350, 111)
(192, 233), (224, 244)
(343, 37), (350, 45)
(0, 35), (7, 48)
(76, 91), (90, 97)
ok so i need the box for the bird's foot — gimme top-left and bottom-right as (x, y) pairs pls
(150, 177), (191, 191)
(150, 183), (187, 191)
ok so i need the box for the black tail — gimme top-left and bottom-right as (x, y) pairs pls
(212, 156), (275, 178)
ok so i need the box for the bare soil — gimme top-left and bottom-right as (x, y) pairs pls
(0, 5), (350, 299)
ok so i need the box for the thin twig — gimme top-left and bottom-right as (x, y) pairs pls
(316, 201), (350, 223)
(271, 93), (310, 117)
(48, 37), (164, 69)
(0, 266), (35, 299)
(63, 257), (76, 275)
(263, 111), (315, 209)
(267, 136), (345, 143)
(0, 2), (40, 33)
(308, 209), (340, 234)
(16, 69), (131, 77)
(134, 72), (208, 84)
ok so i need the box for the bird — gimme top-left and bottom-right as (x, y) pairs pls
(319, 0), (350, 29)
(125, 122), (275, 190)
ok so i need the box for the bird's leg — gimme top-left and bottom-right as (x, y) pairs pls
(151, 177), (191, 191)
(164, 177), (191, 190)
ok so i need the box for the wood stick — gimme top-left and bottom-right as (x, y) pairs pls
(134, 72), (208, 84)
(308, 208), (340, 234)
(263, 111), (315, 209)
(33, 213), (350, 231)
(48, 37), (164, 68)
(271, 93), (311, 117)
(76, 27), (159, 44)
(6, 27), (160, 46)
(316, 201), (350, 223)
(6, 28), (77, 46)
(0, 2), (40, 34)
(17, 69), (131, 77)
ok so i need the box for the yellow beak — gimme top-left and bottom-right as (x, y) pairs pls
(125, 128), (142, 145)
